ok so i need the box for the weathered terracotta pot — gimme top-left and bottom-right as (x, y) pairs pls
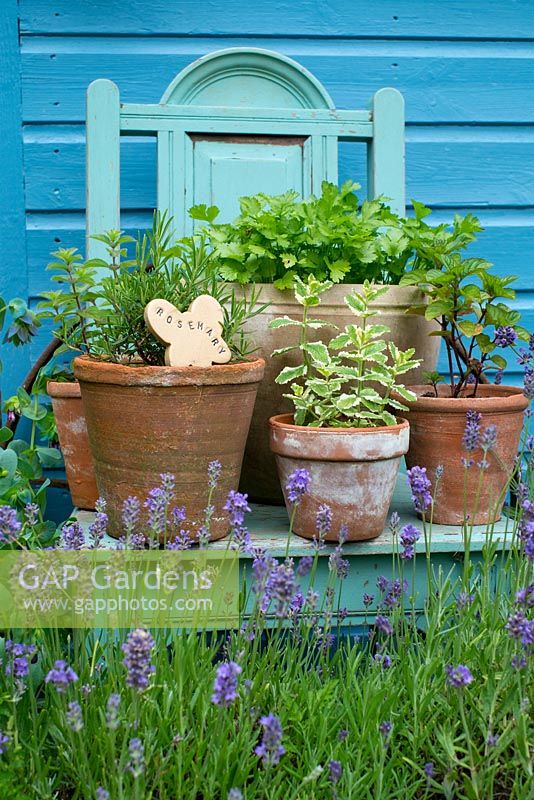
(269, 413), (410, 541)
(47, 380), (99, 510)
(396, 384), (529, 525)
(235, 283), (439, 504)
(73, 356), (265, 540)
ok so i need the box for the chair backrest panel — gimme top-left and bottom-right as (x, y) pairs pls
(86, 48), (404, 259)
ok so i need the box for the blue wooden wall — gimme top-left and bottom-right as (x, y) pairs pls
(3, 0), (534, 392)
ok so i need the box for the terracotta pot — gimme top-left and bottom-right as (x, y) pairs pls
(269, 413), (410, 541)
(47, 380), (99, 510)
(395, 384), (529, 525)
(73, 356), (265, 540)
(235, 283), (439, 504)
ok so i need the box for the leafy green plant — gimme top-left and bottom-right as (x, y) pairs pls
(400, 207), (529, 396)
(271, 277), (420, 427)
(192, 181), (413, 289)
(40, 212), (266, 365)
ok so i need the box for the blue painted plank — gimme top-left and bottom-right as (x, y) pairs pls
(19, 0), (534, 39)
(22, 137), (534, 209)
(0, 0), (30, 398)
(19, 48), (534, 123)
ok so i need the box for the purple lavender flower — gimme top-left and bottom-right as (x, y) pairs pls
(524, 365), (534, 399)
(314, 504), (332, 541)
(60, 521), (85, 550)
(122, 629), (155, 691)
(230, 525), (252, 554)
(211, 661), (242, 707)
(487, 733), (499, 748)
(66, 700), (83, 732)
(45, 660), (78, 693)
(379, 720), (392, 739)
(285, 468), (310, 505)
(375, 615), (393, 636)
(400, 524), (420, 560)
(481, 425), (497, 452)
(0, 506), (21, 543)
(376, 575), (389, 593)
(512, 654), (527, 670)
(224, 490), (251, 528)
(494, 326), (517, 348)
(159, 472), (175, 503)
(329, 545), (349, 579)
(88, 498), (107, 549)
(24, 503), (39, 526)
(515, 585), (534, 607)
(0, 732), (9, 756)
(127, 737), (145, 778)
(296, 555), (313, 577)
(506, 610), (534, 647)
(457, 592), (475, 609)
(373, 652), (392, 669)
(389, 511), (400, 536)
(122, 496), (141, 536)
(363, 593), (375, 608)
(424, 762), (434, 781)
(228, 790), (243, 800)
(264, 561), (296, 617)
(494, 369), (503, 385)
(96, 789), (110, 800)
(446, 664), (474, 688)
(328, 760), (342, 784)
(166, 529), (192, 550)
(338, 729), (348, 742)
(406, 466), (432, 513)
(106, 693), (121, 730)
(207, 460), (222, 489)
(462, 410), (482, 452)
(144, 487), (167, 538)
(254, 713), (285, 766)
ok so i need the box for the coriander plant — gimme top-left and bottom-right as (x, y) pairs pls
(192, 181), (413, 288)
(271, 277), (420, 427)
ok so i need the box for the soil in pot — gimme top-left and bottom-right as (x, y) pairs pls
(47, 381), (99, 510)
(396, 384), (529, 525)
(235, 283), (439, 504)
(73, 356), (265, 541)
(269, 413), (410, 541)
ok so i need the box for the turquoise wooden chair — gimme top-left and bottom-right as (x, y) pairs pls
(85, 47), (405, 259)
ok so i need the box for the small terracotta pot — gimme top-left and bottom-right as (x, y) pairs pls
(47, 380), (99, 510)
(73, 356), (265, 540)
(269, 413), (410, 541)
(394, 384), (529, 525)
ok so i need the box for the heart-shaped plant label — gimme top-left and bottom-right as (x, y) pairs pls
(144, 295), (231, 367)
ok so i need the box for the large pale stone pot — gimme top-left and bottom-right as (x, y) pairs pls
(269, 414), (410, 541)
(236, 283), (440, 503)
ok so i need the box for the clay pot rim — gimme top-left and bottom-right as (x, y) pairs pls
(231, 281), (428, 309)
(73, 355), (265, 387)
(269, 412), (409, 435)
(47, 379), (81, 399)
(394, 384), (529, 414)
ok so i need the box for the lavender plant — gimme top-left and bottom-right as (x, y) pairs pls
(271, 276), (421, 426)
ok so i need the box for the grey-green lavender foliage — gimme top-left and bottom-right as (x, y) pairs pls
(271, 276), (421, 427)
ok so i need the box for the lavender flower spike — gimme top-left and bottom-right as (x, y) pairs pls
(0, 732), (9, 756)
(255, 713), (285, 766)
(462, 410), (482, 452)
(446, 664), (474, 688)
(66, 700), (83, 732)
(285, 468), (310, 504)
(224, 490), (251, 528)
(122, 629), (155, 691)
(0, 506), (21, 543)
(207, 460), (222, 489)
(45, 660), (78, 693)
(406, 466), (432, 514)
(211, 661), (242, 707)
(127, 737), (145, 778)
